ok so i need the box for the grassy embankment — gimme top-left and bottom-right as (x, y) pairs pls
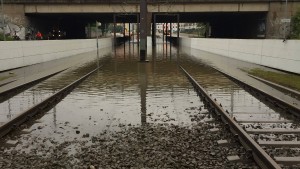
(0, 75), (14, 82)
(245, 68), (300, 92)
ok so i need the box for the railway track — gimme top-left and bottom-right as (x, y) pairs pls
(180, 65), (300, 169)
(0, 69), (67, 103)
(0, 67), (100, 138)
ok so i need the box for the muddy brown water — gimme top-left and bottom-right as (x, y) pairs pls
(0, 42), (285, 168)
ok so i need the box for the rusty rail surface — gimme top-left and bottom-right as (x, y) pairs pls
(0, 67), (99, 138)
(179, 65), (281, 169)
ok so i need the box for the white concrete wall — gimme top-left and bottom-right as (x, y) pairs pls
(0, 38), (112, 72)
(180, 37), (300, 74)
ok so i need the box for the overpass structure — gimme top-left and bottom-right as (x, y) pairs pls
(1, 0), (300, 39)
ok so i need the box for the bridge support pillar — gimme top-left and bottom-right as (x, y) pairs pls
(139, 0), (147, 61)
(152, 14), (156, 46)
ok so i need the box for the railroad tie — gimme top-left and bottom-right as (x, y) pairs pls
(275, 157), (300, 165)
(246, 128), (300, 134)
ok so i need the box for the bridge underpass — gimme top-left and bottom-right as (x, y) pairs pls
(25, 11), (267, 39)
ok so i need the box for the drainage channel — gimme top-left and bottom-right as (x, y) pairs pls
(180, 65), (300, 169)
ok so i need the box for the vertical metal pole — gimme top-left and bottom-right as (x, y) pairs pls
(96, 21), (99, 68)
(166, 25), (168, 58)
(113, 14), (116, 47)
(133, 21), (135, 55)
(177, 14), (180, 45)
(129, 22), (131, 43)
(165, 22), (168, 43)
(137, 14), (140, 47)
(132, 22), (135, 44)
(123, 22), (126, 48)
(170, 21), (172, 45)
(170, 21), (172, 56)
(128, 22), (131, 57)
(162, 23), (165, 43)
(139, 0), (147, 61)
(1, 0), (5, 41)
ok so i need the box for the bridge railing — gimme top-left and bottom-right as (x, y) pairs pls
(4, 0), (289, 4)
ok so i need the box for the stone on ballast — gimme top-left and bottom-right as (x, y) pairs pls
(227, 155), (240, 162)
(217, 140), (229, 145)
(209, 128), (219, 132)
(6, 140), (18, 146)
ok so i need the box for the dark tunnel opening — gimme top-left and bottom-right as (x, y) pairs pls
(179, 12), (267, 39)
(26, 11), (267, 39)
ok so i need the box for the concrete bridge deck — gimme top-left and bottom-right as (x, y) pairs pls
(2, 0), (300, 39)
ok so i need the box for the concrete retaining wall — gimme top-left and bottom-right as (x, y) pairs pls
(180, 37), (300, 74)
(0, 38), (112, 72)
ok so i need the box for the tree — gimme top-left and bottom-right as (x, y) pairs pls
(291, 9), (300, 39)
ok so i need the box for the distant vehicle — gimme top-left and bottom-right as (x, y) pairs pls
(48, 29), (66, 40)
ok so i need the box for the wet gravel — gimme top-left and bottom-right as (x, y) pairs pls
(0, 112), (260, 169)
(0, 44), (272, 168)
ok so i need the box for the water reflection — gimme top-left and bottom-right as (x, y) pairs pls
(139, 62), (147, 125)
(0, 58), (102, 126)
(5, 42), (201, 146)
(1, 41), (284, 144)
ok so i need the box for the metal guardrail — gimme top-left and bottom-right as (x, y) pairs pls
(179, 65), (281, 169)
(0, 67), (99, 138)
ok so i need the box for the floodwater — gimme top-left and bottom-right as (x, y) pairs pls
(0, 41), (292, 168)
(0, 59), (100, 126)
(1, 41), (293, 145)
(7, 43), (206, 147)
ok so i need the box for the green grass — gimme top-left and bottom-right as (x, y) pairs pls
(0, 33), (14, 41)
(245, 68), (300, 92)
(0, 73), (15, 82)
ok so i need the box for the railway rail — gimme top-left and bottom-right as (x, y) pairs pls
(180, 65), (300, 169)
(0, 69), (67, 103)
(0, 67), (100, 138)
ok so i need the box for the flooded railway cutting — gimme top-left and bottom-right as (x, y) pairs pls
(0, 42), (298, 168)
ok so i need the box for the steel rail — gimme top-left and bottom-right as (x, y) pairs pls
(0, 69), (67, 104)
(179, 65), (281, 169)
(216, 69), (300, 117)
(0, 67), (99, 138)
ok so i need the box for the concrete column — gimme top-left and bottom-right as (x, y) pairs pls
(139, 0), (147, 61)
(152, 14), (156, 46)
(266, 2), (294, 39)
(147, 12), (152, 36)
